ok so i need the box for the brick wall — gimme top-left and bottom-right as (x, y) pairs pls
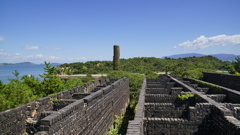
(127, 75), (240, 135)
(202, 72), (240, 91)
(0, 78), (130, 135)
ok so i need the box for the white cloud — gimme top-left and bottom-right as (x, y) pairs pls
(49, 56), (60, 60)
(15, 53), (22, 56)
(44, 47), (62, 50)
(0, 50), (87, 63)
(0, 49), (8, 56)
(0, 36), (5, 41)
(178, 34), (240, 49)
(36, 54), (44, 58)
(24, 46), (39, 50)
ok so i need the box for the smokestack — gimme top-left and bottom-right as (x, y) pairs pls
(113, 45), (120, 71)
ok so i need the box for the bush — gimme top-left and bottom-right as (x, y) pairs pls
(107, 71), (144, 109)
(145, 72), (159, 79)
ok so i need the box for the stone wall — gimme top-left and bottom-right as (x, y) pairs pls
(0, 78), (130, 135)
(126, 79), (146, 135)
(127, 75), (240, 135)
(202, 72), (240, 91)
(186, 78), (240, 104)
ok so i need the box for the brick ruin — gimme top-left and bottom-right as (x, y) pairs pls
(127, 74), (240, 135)
(0, 78), (130, 135)
(1, 72), (240, 135)
(202, 72), (240, 91)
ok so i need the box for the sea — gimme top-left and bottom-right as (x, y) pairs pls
(0, 64), (60, 84)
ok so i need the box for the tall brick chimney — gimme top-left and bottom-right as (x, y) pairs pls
(113, 45), (120, 71)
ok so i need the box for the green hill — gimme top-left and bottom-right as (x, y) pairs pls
(58, 56), (233, 79)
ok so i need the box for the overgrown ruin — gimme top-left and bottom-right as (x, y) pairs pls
(1, 72), (240, 135)
(127, 73), (240, 135)
(0, 78), (129, 135)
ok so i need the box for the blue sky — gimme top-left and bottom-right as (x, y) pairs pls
(0, 0), (240, 64)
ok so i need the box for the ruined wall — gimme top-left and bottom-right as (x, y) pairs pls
(187, 78), (240, 104)
(0, 78), (130, 135)
(202, 72), (240, 91)
(144, 103), (213, 135)
(127, 79), (146, 135)
(127, 75), (240, 135)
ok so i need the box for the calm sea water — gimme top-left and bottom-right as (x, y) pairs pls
(0, 64), (60, 84)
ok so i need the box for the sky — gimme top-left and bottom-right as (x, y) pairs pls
(0, 0), (240, 64)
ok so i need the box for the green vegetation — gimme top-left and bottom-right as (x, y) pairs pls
(145, 72), (160, 79)
(0, 62), (93, 112)
(58, 56), (234, 79)
(57, 56), (237, 134)
(1, 55), (239, 133)
(194, 80), (223, 94)
(108, 115), (123, 135)
(107, 71), (145, 134)
(178, 93), (196, 100)
(232, 56), (240, 74)
(107, 71), (144, 110)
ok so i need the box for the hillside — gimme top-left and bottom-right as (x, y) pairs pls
(163, 53), (239, 61)
(58, 56), (233, 77)
(0, 62), (36, 65)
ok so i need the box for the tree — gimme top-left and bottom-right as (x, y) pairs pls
(107, 71), (144, 109)
(21, 75), (42, 95)
(1, 80), (38, 111)
(40, 61), (64, 96)
(0, 80), (5, 90)
(12, 70), (20, 79)
(40, 61), (58, 78)
(8, 70), (20, 83)
(233, 57), (240, 73)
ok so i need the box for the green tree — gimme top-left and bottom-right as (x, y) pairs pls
(233, 56), (240, 73)
(1, 80), (38, 111)
(145, 72), (159, 79)
(0, 80), (5, 90)
(40, 61), (64, 96)
(107, 71), (144, 109)
(21, 75), (42, 95)
(8, 70), (20, 83)
(0, 94), (9, 112)
(12, 70), (20, 79)
(40, 61), (58, 78)
(226, 64), (236, 74)
(64, 77), (83, 90)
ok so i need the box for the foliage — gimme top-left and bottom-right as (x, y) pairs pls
(21, 75), (42, 95)
(0, 62), (93, 112)
(0, 80), (5, 90)
(145, 72), (159, 79)
(194, 80), (223, 94)
(232, 56), (240, 73)
(107, 71), (144, 109)
(41, 76), (65, 96)
(178, 93), (195, 100)
(39, 61), (65, 96)
(235, 72), (240, 75)
(0, 80), (39, 111)
(63, 77), (84, 90)
(108, 115), (123, 135)
(12, 70), (20, 79)
(107, 71), (144, 135)
(58, 56), (233, 79)
(40, 61), (58, 78)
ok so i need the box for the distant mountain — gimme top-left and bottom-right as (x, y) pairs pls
(0, 62), (36, 65)
(163, 53), (240, 61)
(211, 54), (239, 61)
(163, 53), (205, 59)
